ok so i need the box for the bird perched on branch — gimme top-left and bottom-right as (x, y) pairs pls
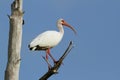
(28, 18), (76, 68)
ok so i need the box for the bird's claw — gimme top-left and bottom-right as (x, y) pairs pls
(54, 60), (59, 65)
(54, 60), (64, 66)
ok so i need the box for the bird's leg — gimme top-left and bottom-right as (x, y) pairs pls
(42, 56), (52, 70)
(46, 51), (49, 61)
(45, 50), (53, 69)
(46, 49), (58, 64)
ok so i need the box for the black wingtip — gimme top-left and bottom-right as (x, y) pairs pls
(28, 44), (30, 48)
(28, 44), (32, 50)
(29, 48), (33, 50)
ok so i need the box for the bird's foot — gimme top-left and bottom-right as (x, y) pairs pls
(54, 60), (59, 64)
(48, 64), (52, 70)
(54, 60), (64, 66)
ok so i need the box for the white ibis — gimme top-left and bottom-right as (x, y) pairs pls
(28, 18), (76, 68)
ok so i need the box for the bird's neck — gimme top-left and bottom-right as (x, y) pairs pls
(57, 24), (64, 34)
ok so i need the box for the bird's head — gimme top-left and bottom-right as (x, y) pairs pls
(57, 18), (76, 34)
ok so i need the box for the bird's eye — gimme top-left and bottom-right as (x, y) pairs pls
(61, 20), (64, 24)
(61, 20), (64, 22)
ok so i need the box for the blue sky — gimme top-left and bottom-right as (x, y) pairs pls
(0, 0), (120, 80)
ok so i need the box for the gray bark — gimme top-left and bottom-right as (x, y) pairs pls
(4, 0), (23, 80)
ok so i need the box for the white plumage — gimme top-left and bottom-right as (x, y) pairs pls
(28, 18), (76, 67)
(29, 30), (63, 50)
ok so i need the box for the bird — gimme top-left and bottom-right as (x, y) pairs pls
(28, 18), (76, 68)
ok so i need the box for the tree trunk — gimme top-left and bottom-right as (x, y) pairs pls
(4, 0), (23, 80)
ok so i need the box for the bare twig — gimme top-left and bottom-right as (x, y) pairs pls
(39, 41), (74, 80)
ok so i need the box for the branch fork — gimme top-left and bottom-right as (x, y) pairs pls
(39, 41), (74, 80)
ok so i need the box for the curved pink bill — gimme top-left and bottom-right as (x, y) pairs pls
(62, 20), (77, 34)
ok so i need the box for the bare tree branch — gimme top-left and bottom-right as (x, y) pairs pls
(39, 41), (74, 80)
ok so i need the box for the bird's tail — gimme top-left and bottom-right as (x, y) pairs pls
(28, 44), (32, 50)
(28, 44), (36, 51)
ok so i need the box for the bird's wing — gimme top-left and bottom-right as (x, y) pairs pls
(29, 31), (62, 48)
